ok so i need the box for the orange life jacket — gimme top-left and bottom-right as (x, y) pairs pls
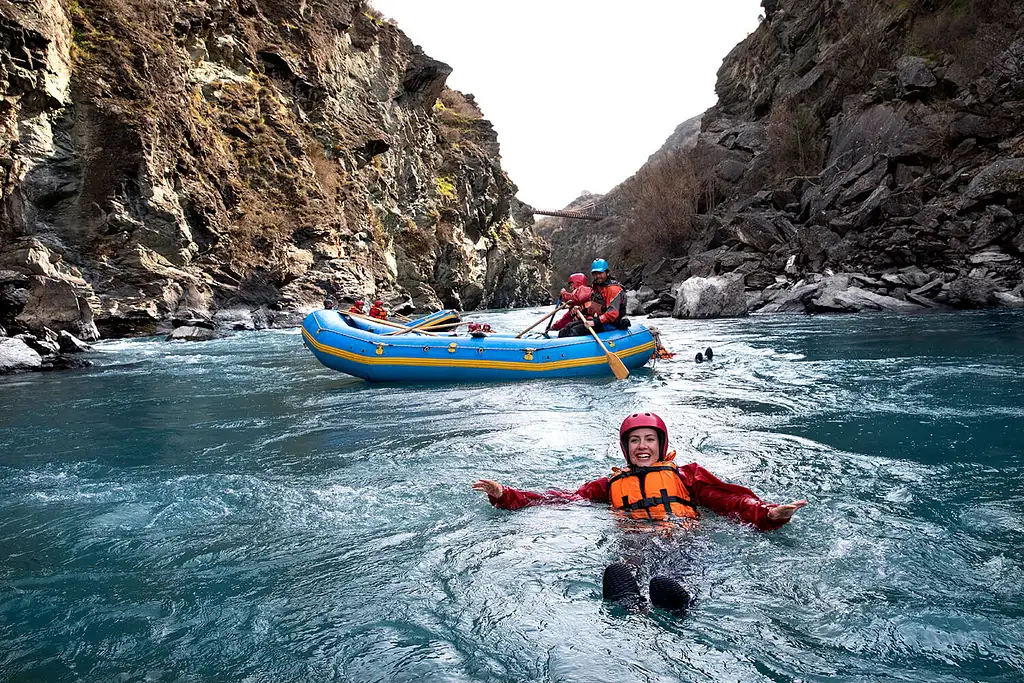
(608, 452), (699, 521)
(368, 305), (387, 320)
(590, 279), (626, 325)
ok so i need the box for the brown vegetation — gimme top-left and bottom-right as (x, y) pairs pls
(613, 146), (722, 267)
(434, 88), (489, 154)
(765, 98), (825, 181)
(907, 0), (1022, 77)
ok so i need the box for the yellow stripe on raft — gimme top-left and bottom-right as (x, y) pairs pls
(302, 327), (655, 371)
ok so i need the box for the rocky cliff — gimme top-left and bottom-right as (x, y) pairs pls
(548, 0), (1024, 317)
(0, 0), (549, 342)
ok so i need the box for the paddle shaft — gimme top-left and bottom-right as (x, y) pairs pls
(385, 320), (467, 335)
(417, 321), (468, 331)
(575, 310), (629, 380)
(346, 311), (440, 336)
(542, 300), (562, 335)
(515, 304), (566, 338)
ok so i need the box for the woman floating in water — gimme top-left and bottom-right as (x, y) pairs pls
(473, 412), (807, 611)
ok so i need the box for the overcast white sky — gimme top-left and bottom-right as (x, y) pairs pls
(370, 1), (763, 209)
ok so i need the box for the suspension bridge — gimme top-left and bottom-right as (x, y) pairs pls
(531, 199), (607, 221)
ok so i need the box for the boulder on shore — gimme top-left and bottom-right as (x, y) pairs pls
(810, 284), (925, 313)
(0, 337), (43, 374)
(625, 286), (657, 315)
(671, 275), (748, 318)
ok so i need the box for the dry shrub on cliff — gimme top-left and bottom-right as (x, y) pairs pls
(766, 98), (824, 180)
(828, 0), (907, 92)
(434, 89), (486, 150)
(908, 0), (1022, 76)
(614, 147), (719, 265)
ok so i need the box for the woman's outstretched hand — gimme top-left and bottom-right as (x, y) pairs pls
(767, 499), (808, 522)
(472, 479), (504, 498)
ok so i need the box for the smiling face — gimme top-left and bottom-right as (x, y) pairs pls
(626, 427), (661, 467)
(591, 271), (608, 286)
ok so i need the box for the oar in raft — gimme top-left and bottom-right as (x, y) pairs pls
(383, 320), (468, 336)
(413, 321), (469, 331)
(575, 310), (629, 380)
(514, 303), (566, 339)
(345, 311), (441, 337)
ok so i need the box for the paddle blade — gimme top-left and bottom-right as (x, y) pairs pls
(606, 350), (630, 380)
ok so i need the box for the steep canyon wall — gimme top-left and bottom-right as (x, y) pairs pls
(545, 0), (1024, 316)
(0, 0), (549, 340)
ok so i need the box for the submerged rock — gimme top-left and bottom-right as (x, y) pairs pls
(166, 325), (219, 342)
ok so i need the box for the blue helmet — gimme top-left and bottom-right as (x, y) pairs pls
(591, 258), (609, 273)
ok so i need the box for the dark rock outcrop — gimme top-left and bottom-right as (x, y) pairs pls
(545, 0), (1024, 317)
(0, 0), (550, 342)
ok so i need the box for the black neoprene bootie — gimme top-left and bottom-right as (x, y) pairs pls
(602, 562), (641, 602)
(649, 575), (690, 612)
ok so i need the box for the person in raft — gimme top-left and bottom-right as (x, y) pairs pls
(348, 299), (366, 315)
(472, 411), (807, 611)
(368, 299), (388, 320)
(555, 258), (630, 337)
(551, 273), (596, 336)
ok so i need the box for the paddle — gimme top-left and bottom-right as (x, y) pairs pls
(346, 311), (441, 336)
(575, 310), (629, 380)
(542, 300), (561, 336)
(383, 320), (467, 336)
(514, 303), (566, 339)
(407, 321), (467, 332)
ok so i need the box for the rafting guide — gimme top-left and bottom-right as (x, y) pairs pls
(473, 411), (807, 612)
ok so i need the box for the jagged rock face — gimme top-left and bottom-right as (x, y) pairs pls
(0, 0), (549, 338)
(548, 0), (1024, 316)
(681, 0), (1024, 313)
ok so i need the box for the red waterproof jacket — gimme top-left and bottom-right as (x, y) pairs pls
(591, 280), (626, 326)
(485, 461), (788, 531)
(552, 287), (593, 331)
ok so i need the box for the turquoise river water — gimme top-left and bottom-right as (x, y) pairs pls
(1, 309), (1023, 682)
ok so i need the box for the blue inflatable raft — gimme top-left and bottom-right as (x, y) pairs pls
(301, 309), (656, 382)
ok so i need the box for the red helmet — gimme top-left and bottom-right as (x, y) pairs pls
(355, 300), (365, 306)
(373, 300), (384, 306)
(568, 273), (587, 287)
(619, 412), (668, 460)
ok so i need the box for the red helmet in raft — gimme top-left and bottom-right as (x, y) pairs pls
(373, 300), (384, 306)
(355, 300), (365, 306)
(568, 273), (588, 288)
(619, 412), (669, 460)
